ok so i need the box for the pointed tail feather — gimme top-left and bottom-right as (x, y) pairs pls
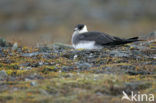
(103, 36), (142, 46)
(124, 37), (139, 43)
(127, 37), (138, 41)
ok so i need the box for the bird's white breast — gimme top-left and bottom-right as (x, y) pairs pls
(73, 41), (101, 49)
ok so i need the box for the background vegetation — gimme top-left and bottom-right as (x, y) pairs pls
(0, 0), (156, 46)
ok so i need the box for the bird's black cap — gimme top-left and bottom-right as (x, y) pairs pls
(75, 24), (85, 30)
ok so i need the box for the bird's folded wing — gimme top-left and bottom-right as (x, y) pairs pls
(78, 32), (123, 45)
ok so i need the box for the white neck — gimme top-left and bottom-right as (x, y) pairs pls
(79, 25), (88, 34)
(72, 25), (88, 46)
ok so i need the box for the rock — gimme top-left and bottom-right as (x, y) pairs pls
(63, 49), (102, 60)
(129, 44), (147, 50)
(0, 70), (8, 80)
(139, 31), (156, 41)
(61, 66), (74, 72)
(73, 55), (78, 59)
(12, 42), (18, 50)
(126, 70), (151, 75)
(76, 62), (92, 71)
(0, 48), (5, 57)
(20, 66), (32, 70)
(25, 73), (44, 80)
(110, 50), (130, 57)
(62, 51), (77, 59)
(52, 43), (73, 53)
(41, 67), (58, 73)
(22, 52), (40, 57)
(0, 38), (12, 47)
(38, 46), (52, 53)
(120, 65), (135, 70)
(53, 43), (73, 49)
(30, 81), (37, 86)
(0, 38), (6, 47)
(41, 53), (57, 59)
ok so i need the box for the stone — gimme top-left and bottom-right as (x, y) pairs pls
(52, 43), (73, 50)
(30, 81), (37, 86)
(139, 31), (156, 41)
(61, 66), (74, 72)
(0, 70), (8, 80)
(76, 62), (92, 71)
(126, 70), (151, 75)
(12, 42), (18, 51)
(22, 52), (40, 57)
(110, 50), (130, 57)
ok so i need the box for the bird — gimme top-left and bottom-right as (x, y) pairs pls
(72, 24), (139, 49)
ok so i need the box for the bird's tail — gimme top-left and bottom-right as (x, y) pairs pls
(124, 37), (139, 43)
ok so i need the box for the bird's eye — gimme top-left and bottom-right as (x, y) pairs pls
(78, 26), (83, 30)
(77, 24), (84, 30)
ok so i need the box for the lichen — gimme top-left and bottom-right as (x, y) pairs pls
(0, 41), (155, 103)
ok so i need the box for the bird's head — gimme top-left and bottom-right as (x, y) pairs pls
(74, 24), (88, 34)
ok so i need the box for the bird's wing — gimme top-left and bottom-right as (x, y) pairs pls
(78, 32), (123, 45)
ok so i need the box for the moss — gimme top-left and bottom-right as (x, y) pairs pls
(41, 66), (58, 73)
(0, 43), (155, 103)
(5, 70), (28, 76)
